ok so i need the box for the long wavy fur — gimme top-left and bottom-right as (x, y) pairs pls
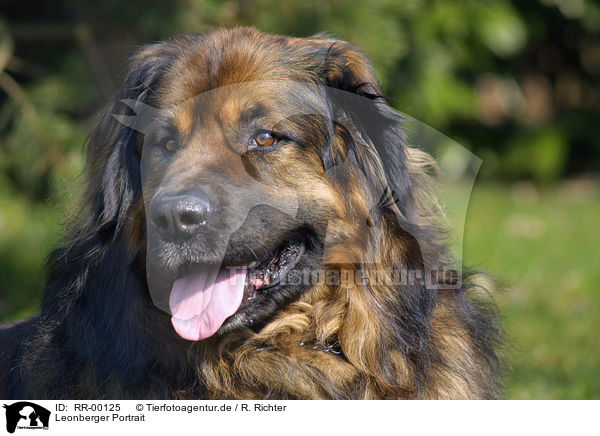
(0, 28), (502, 399)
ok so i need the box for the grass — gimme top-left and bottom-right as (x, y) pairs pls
(0, 179), (598, 399)
(450, 179), (600, 399)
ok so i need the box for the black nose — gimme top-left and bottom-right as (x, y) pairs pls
(150, 193), (211, 241)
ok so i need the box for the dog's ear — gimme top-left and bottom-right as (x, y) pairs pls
(83, 42), (178, 232)
(306, 34), (381, 97)
(307, 34), (416, 222)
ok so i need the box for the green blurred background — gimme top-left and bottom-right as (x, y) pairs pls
(0, 0), (598, 399)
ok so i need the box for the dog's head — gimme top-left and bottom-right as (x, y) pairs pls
(86, 28), (417, 342)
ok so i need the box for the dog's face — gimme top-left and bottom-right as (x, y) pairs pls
(143, 83), (338, 340)
(108, 29), (411, 342)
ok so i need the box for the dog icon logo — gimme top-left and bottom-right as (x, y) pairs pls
(3, 402), (50, 433)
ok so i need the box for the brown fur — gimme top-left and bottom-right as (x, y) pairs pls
(0, 27), (501, 400)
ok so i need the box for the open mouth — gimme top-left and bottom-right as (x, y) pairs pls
(168, 236), (305, 341)
(243, 237), (305, 301)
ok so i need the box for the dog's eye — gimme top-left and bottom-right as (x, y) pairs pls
(253, 131), (278, 148)
(163, 139), (177, 152)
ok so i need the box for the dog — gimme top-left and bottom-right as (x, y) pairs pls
(0, 27), (501, 399)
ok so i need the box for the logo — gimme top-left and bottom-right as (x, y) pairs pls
(3, 402), (50, 433)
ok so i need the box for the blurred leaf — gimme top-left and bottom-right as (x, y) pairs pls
(505, 128), (568, 181)
(474, 2), (527, 57)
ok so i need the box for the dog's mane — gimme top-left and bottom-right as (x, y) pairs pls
(1, 27), (502, 400)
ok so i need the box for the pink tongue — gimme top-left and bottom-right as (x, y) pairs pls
(169, 265), (246, 341)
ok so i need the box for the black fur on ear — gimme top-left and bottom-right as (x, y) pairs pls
(308, 34), (417, 223)
(83, 43), (180, 234)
